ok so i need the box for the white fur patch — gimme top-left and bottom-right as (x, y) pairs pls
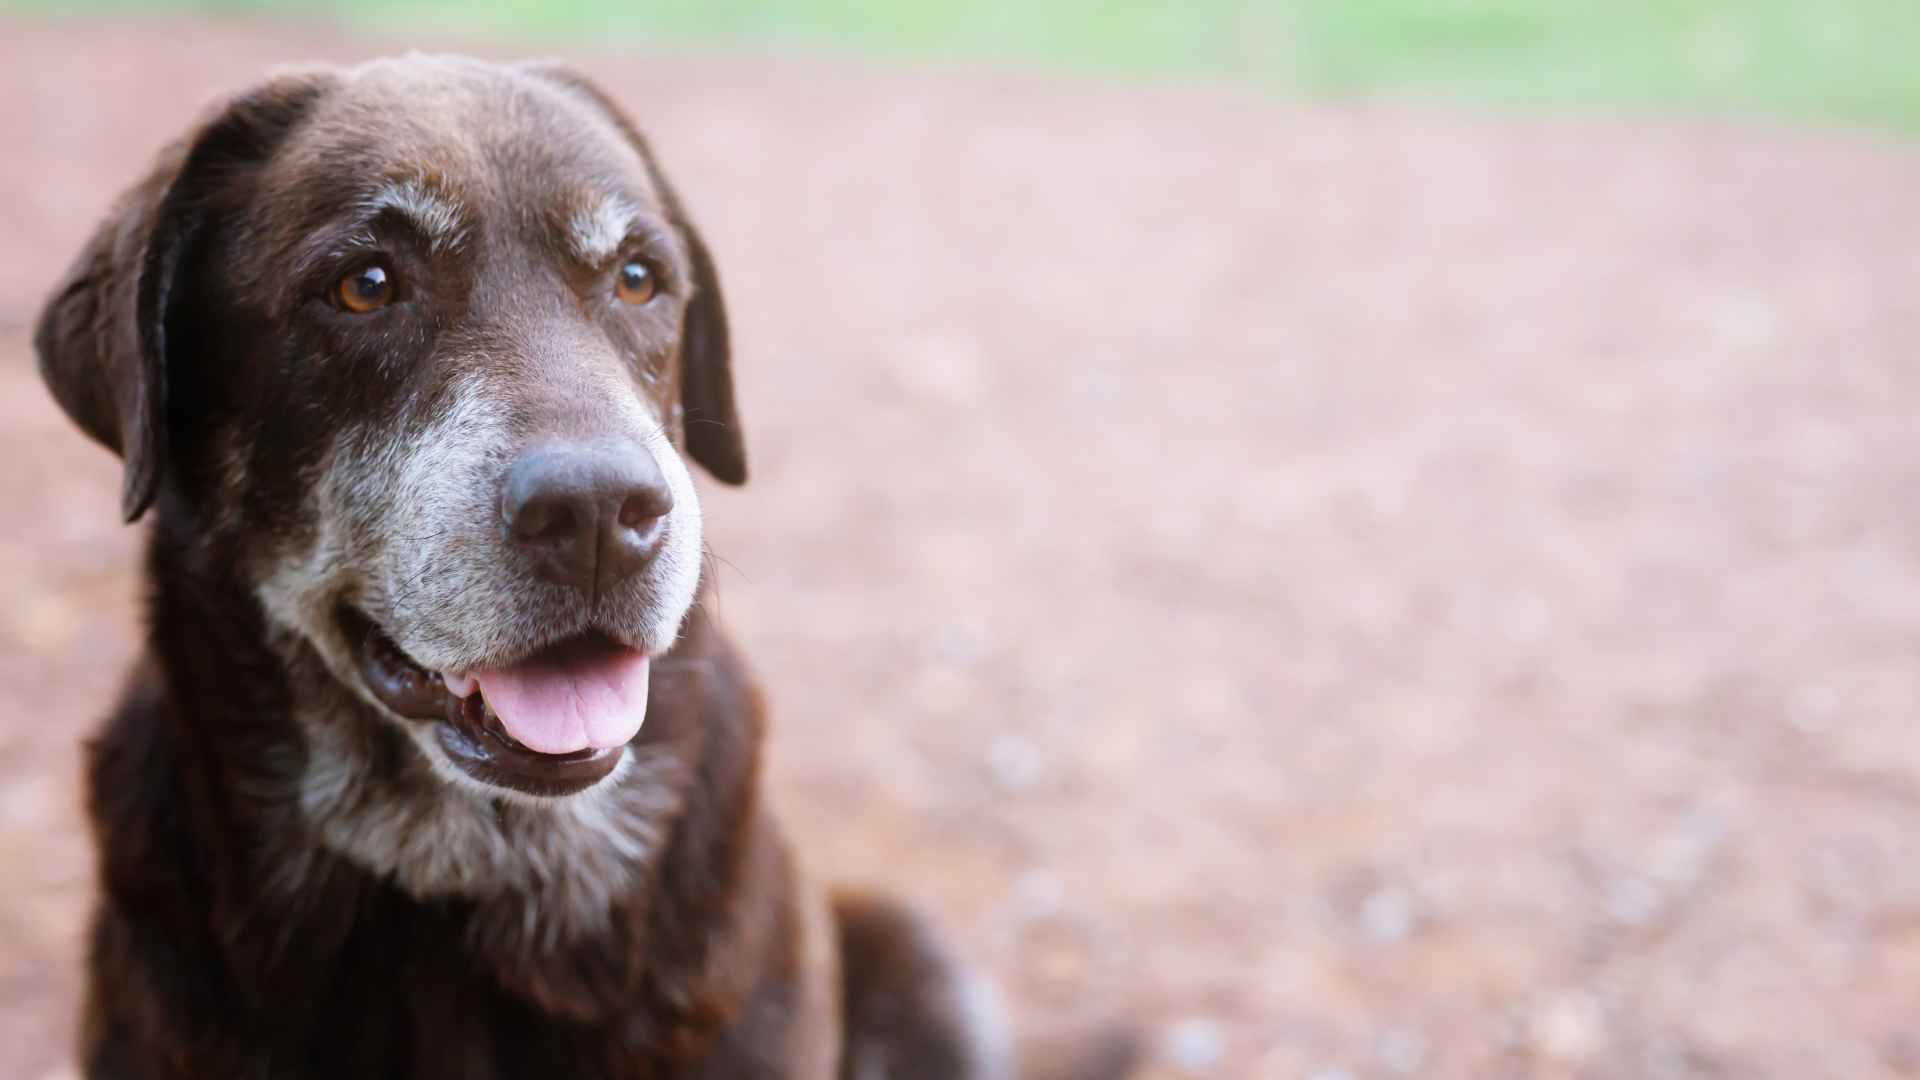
(568, 194), (641, 265)
(640, 423), (705, 651)
(364, 177), (467, 254)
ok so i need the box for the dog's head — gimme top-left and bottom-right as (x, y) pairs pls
(36, 56), (744, 800)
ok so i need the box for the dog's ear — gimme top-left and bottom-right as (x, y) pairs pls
(34, 71), (335, 522)
(668, 198), (748, 486)
(521, 63), (748, 486)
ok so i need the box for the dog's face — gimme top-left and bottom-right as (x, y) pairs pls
(36, 57), (746, 802)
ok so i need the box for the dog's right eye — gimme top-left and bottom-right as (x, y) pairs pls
(615, 260), (657, 306)
(334, 264), (395, 314)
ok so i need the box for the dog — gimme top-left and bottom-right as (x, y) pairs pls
(34, 55), (1136, 1079)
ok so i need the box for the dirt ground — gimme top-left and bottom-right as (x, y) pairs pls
(4, 15), (1920, 1079)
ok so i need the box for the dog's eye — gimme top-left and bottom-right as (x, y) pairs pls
(335, 264), (394, 314)
(615, 260), (656, 305)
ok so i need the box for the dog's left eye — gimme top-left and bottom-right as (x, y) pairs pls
(615, 260), (656, 305)
(334, 264), (395, 314)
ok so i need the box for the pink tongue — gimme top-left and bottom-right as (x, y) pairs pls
(461, 640), (650, 755)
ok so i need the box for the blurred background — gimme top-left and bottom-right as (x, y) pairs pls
(2, 2), (1918, 1078)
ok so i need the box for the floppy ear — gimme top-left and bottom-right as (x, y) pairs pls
(668, 201), (748, 486)
(521, 63), (748, 486)
(34, 72), (335, 522)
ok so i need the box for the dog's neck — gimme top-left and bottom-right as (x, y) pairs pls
(121, 517), (772, 1022)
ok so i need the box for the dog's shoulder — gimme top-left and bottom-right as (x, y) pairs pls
(84, 654), (197, 919)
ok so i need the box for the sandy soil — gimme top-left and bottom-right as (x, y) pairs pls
(4, 15), (1920, 1079)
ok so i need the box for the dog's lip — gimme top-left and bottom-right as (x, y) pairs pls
(342, 606), (451, 722)
(436, 697), (624, 798)
(339, 607), (627, 796)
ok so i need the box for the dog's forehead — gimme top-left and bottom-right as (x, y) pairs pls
(263, 57), (664, 228)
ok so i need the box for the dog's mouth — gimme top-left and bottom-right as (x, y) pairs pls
(341, 608), (647, 797)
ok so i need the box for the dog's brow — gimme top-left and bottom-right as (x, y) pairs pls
(568, 196), (643, 265)
(363, 179), (468, 254)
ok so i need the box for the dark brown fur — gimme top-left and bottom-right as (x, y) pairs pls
(37, 56), (1135, 1080)
(82, 587), (809, 1077)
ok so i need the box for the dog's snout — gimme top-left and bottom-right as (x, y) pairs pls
(502, 444), (674, 597)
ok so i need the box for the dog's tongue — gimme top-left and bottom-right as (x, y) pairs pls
(449, 639), (650, 755)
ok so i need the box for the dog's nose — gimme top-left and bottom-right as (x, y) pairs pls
(502, 444), (675, 597)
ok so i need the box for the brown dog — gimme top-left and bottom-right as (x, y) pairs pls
(36, 56), (1135, 1079)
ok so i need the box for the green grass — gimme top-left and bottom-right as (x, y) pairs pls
(9, 0), (1920, 131)
(1294, 1), (1920, 129)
